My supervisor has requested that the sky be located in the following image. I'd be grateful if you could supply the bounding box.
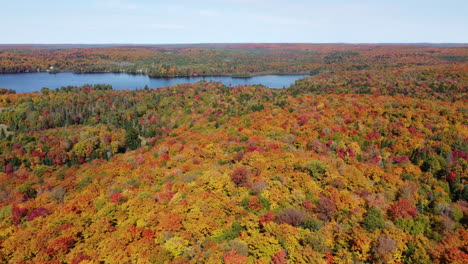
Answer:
[1,0,467,44]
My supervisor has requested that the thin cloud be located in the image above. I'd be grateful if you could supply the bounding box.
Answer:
[219,0,272,3]
[195,0,274,4]
[198,9,220,17]
[150,24,189,30]
[97,0,141,10]
[252,15,311,26]
[167,5,185,12]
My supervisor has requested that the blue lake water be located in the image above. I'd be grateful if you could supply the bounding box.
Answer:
[0,73,309,93]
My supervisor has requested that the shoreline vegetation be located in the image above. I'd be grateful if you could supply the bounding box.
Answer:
[0,73,311,94]
[0,70,313,78]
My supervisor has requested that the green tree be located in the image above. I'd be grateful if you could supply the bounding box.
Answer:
[363,206,385,232]
[125,127,141,150]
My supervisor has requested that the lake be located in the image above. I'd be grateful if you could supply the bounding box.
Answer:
[0,73,309,93]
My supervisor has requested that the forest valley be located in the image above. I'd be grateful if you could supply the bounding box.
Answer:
[0,44,466,263]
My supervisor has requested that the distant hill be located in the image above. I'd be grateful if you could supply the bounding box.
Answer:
[1,43,467,50]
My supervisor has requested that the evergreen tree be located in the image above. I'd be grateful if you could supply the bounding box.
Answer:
[125,127,141,150]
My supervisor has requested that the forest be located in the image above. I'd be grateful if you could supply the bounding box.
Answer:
[0,43,467,77]
[0,44,466,263]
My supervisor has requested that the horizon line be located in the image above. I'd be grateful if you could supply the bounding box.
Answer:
[1,42,468,45]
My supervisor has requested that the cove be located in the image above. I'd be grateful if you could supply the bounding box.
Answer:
[0,73,309,93]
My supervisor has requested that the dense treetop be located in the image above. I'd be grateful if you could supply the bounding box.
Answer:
[0,44,466,263]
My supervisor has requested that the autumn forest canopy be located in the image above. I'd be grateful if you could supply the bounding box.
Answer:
[1,43,467,78]
[0,43,467,263]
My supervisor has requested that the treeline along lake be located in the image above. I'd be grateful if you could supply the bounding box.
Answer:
[0,73,309,93]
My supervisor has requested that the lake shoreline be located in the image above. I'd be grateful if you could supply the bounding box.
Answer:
[0,70,312,79]
[0,72,310,93]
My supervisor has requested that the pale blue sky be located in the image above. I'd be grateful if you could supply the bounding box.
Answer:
[1,0,467,43]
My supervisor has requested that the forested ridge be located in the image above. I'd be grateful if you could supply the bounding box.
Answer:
[0,44,467,77]
[0,45,466,263]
